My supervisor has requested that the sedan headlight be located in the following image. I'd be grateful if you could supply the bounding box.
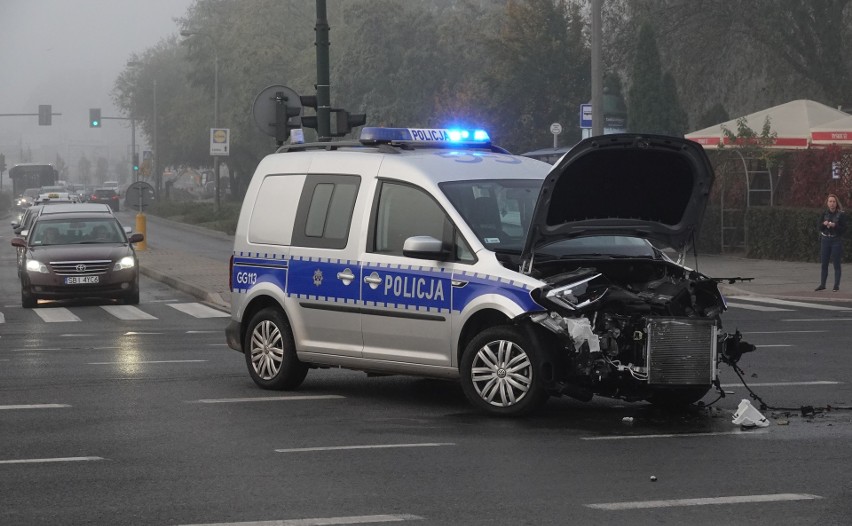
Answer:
[113,256,136,271]
[26,259,49,273]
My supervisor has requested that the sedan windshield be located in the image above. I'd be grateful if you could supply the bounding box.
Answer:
[29,218,125,246]
[441,179,541,253]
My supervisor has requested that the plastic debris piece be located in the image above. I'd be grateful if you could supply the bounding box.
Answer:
[732,399,770,428]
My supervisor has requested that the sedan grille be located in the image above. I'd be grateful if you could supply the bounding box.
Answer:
[50,260,111,276]
[645,318,716,385]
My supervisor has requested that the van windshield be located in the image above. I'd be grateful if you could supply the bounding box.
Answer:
[440,179,541,253]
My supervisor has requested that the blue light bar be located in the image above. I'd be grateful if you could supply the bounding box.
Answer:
[360,127,491,145]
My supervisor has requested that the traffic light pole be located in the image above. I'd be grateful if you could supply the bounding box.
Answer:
[315,0,331,141]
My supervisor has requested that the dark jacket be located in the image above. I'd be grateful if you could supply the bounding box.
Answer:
[819,209,847,238]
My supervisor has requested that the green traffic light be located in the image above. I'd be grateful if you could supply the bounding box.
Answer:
[92,120,99,126]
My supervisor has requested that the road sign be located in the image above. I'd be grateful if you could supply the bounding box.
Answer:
[126,181,155,211]
[210,128,230,156]
[580,104,592,129]
[550,122,563,135]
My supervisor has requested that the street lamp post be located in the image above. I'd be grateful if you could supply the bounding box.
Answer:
[181,29,220,211]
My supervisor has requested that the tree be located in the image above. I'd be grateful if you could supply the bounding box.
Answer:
[481,0,590,152]
[627,23,677,133]
[78,155,92,185]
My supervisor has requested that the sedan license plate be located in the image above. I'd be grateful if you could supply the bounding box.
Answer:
[65,276,99,285]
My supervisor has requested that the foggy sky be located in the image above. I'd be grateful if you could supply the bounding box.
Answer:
[0,0,195,175]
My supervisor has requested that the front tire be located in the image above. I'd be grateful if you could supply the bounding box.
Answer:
[244,307,308,390]
[21,286,36,308]
[460,326,548,416]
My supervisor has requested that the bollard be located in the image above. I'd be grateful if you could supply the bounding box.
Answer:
[135,212,148,251]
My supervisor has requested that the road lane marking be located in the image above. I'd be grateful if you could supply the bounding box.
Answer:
[101,305,157,320]
[275,443,455,453]
[783,317,852,322]
[168,302,230,318]
[178,514,424,526]
[197,395,345,403]
[186,330,220,334]
[726,302,791,312]
[586,493,822,510]
[0,404,70,410]
[720,380,840,387]
[582,430,769,441]
[0,456,104,465]
[728,296,852,311]
[88,359,207,365]
[33,308,81,322]
[124,332,163,335]
[743,330,827,334]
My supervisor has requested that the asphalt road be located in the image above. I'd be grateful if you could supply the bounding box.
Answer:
[2,218,852,525]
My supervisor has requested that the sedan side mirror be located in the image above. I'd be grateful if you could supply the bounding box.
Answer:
[10,237,26,248]
[128,233,144,244]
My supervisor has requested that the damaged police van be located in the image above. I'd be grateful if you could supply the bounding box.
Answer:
[226,129,755,416]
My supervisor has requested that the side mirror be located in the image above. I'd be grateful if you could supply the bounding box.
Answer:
[11,237,26,248]
[402,236,448,260]
[128,233,144,244]
[11,220,20,229]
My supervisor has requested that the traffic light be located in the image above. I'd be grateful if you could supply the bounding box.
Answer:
[275,91,302,145]
[330,109,367,137]
[89,108,101,128]
[38,105,52,126]
[299,95,318,130]
[132,153,139,172]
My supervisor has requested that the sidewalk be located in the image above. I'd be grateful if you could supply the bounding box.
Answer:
[134,227,852,311]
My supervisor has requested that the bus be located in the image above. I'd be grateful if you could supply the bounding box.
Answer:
[10,163,59,197]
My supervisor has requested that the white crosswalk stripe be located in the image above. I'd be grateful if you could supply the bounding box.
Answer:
[167,302,230,318]
[100,305,157,320]
[2,301,227,323]
[33,308,81,322]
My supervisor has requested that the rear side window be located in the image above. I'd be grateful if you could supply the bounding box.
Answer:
[247,174,306,246]
[292,175,360,249]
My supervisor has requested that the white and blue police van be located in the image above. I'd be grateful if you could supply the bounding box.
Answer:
[226,128,755,416]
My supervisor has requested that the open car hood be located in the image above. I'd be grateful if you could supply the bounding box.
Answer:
[521,134,714,263]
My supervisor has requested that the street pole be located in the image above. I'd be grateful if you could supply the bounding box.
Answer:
[153,79,159,200]
[131,117,136,183]
[213,51,220,212]
[591,0,604,137]
[315,0,331,141]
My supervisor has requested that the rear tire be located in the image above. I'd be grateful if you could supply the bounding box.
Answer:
[244,307,308,390]
[460,325,548,416]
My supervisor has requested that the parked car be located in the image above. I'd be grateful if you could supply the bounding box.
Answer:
[89,188,121,211]
[11,211,143,307]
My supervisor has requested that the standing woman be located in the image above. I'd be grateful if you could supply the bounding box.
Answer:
[816,194,847,291]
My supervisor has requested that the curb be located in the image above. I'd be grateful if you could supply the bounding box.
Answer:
[139,265,229,311]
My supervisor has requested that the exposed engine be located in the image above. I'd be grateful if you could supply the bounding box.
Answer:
[523,257,753,404]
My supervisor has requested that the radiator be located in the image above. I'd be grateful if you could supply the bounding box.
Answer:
[645,318,717,385]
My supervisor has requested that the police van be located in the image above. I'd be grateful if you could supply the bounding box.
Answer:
[226,128,755,416]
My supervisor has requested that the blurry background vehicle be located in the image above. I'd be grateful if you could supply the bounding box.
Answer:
[89,188,121,211]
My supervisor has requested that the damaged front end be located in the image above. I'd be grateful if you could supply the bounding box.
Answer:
[527,264,756,406]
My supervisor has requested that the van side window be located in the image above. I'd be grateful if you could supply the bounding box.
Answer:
[292,175,360,249]
[369,181,474,262]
